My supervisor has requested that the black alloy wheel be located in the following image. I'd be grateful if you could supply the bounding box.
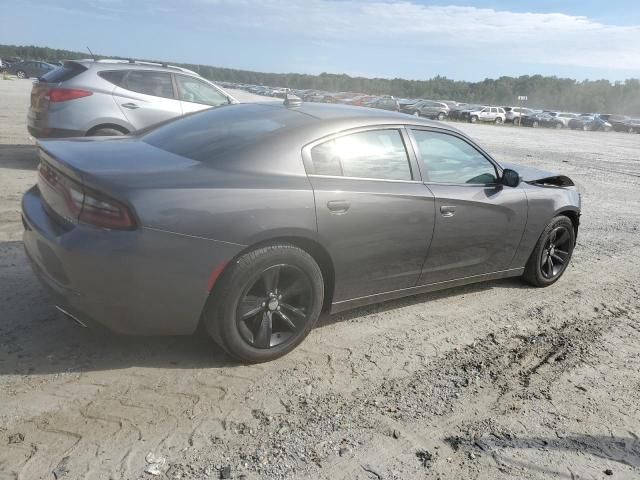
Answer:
[539,226,572,280]
[205,243,324,363]
[236,264,313,349]
[523,216,575,287]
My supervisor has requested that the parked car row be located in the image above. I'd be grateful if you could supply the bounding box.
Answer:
[213,82,640,133]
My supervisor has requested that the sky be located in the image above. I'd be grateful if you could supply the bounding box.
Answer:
[1,0,640,81]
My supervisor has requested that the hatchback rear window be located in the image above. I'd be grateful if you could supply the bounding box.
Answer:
[40,62,87,83]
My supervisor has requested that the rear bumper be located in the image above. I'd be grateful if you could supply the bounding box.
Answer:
[22,185,243,335]
[28,125,85,139]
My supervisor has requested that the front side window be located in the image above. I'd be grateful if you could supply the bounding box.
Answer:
[411,130,497,185]
[310,129,412,181]
[124,71,175,99]
[176,76,229,106]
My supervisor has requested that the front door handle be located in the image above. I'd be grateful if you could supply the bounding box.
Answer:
[440,205,456,217]
[327,200,350,213]
[121,102,140,109]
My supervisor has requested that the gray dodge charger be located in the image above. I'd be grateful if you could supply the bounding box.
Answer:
[22,101,581,362]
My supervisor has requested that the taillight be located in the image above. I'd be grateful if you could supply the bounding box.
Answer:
[38,162,136,230]
[79,189,137,230]
[47,88,93,102]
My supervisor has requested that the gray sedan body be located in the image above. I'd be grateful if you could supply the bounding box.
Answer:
[22,103,580,337]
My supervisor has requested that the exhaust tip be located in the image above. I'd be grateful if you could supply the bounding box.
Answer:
[55,305,87,328]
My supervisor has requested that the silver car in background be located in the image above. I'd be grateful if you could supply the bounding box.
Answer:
[28,59,237,138]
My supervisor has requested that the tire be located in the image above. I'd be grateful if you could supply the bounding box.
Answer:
[470,116,478,123]
[582,124,589,131]
[88,127,127,136]
[16,70,26,79]
[532,121,539,128]
[204,243,324,363]
[523,216,575,288]
[437,112,445,121]
[513,118,520,126]
[555,122,563,129]
[495,117,503,125]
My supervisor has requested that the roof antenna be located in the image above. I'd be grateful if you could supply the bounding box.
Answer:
[86,46,97,61]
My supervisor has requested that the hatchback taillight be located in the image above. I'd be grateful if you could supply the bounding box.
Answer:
[47,88,93,102]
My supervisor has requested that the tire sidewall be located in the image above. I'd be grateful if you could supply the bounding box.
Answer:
[527,216,575,287]
[209,245,324,363]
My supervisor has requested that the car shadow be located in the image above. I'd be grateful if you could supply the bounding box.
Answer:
[318,276,529,327]
[0,144,38,170]
[449,433,640,476]
[0,238,531,376]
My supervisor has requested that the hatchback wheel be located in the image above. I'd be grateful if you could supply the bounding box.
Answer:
[16,70,26,79]
[205,243,324,363]
[523,216,575,287]
[437,112,445,121]
[89,127,127,136]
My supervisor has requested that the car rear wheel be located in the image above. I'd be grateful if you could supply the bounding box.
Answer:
[16,70,26,79]
[523,216,575,287]
[437,112,445,121]
[204,243,324,363]
[513,118,520,126]
[495,117,503,125]
[532,120,539,128]
[555,122,563,129]
[88,127,127,136]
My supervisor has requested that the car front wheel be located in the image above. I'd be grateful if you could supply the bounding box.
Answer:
[470,116,478,123]
[204,243,324,363]
[437,112,445,121]
[523,216,575,287]
[495,117,503,124]
[16,70,26,79]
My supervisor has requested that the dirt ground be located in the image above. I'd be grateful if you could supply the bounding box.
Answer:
[1,79,639,480]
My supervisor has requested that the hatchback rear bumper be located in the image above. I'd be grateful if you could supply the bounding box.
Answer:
[22,185,243,335]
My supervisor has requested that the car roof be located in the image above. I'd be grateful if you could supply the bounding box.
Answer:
[284,102,461,132]
[67,58,199,76]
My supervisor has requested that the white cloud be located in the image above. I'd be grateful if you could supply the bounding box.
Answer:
[190,0,640,71]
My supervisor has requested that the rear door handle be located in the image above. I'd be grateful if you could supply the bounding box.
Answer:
[327,200,350,213]
[121,102,140,109]
[440,205,456,217]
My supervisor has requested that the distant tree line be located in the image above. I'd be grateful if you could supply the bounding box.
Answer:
[2,43,640,115]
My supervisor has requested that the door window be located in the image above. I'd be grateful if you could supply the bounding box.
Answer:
[176,76,229,107]
[124,71,175,99]
[310,129,412,181]
[411,130,497,184]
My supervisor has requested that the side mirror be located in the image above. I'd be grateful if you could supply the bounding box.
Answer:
[501,168,520,188]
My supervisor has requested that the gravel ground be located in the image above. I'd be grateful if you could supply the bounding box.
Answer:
[1,78,639,480]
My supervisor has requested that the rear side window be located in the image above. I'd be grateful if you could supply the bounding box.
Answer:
[99,70,127,87]
[124,71,175,99]
[40,63,87,83]
[310,129,412,181]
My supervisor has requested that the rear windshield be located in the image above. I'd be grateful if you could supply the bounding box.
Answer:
[142,104,311,162]
[40,62,87,83]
